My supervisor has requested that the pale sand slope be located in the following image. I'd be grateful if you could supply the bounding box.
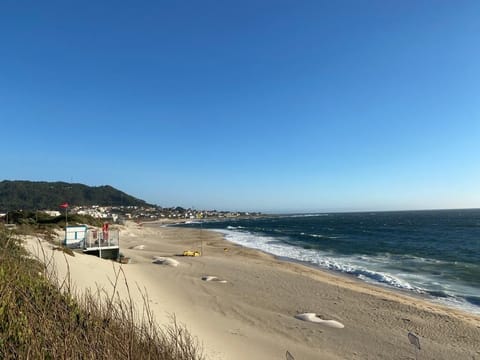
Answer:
[25,222,480,360]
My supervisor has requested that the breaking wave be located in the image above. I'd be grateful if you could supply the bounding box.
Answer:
[212,228,480,314]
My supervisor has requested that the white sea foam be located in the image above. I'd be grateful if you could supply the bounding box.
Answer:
[285,213,329,218]
[213,229,419,291]
[227,225,245,230]
[212,228,480,314]
[300,232,338,239]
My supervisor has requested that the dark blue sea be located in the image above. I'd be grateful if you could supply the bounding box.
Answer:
[176,209,480,314]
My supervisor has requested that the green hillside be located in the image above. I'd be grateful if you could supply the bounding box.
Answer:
[0,180,153,211]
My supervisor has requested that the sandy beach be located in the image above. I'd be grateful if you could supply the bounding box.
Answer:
[25,221,480,360]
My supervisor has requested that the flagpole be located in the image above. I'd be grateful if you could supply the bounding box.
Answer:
[64,206,68,247]
[60,203,69,246]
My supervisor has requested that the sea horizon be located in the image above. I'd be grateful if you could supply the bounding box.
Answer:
[262,207,480,216]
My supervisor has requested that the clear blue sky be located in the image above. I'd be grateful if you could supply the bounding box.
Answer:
[1,1,479,213]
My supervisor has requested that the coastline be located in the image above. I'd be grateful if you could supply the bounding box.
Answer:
[176,213,480,317]
[164,217,480,317]
[25,221,480,359]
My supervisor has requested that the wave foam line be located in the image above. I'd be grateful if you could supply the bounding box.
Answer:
[214,229,419,292]
[210,229,480,315]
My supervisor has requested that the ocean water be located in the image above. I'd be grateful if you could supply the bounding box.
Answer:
[176,209,480,314]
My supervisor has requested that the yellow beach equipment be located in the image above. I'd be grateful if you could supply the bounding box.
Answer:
[183,250,201,257]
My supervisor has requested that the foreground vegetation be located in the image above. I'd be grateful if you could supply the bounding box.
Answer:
[0,228,203,359]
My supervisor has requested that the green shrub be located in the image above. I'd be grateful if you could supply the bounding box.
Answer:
[0,230,203,359]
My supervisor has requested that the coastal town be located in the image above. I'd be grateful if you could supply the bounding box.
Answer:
[0,204,261,225]
[72,205,261,223]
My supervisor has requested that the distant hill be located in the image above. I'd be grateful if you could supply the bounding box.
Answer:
[0,180,153,211]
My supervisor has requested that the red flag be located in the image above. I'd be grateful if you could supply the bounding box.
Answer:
[59,202,69,208]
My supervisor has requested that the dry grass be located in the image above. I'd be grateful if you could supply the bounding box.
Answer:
[0,230,204,359]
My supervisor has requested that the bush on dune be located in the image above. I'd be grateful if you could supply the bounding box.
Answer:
[0,230,203,359]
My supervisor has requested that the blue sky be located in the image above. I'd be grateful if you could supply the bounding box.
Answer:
[1,1,479,213]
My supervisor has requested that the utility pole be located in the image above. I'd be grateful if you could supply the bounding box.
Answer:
[200,220,204,256]
[64,206,68,246]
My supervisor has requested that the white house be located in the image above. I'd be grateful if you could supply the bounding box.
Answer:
[43,210,61,217]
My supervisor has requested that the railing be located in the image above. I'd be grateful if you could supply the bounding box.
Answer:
[84,229,119,249]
